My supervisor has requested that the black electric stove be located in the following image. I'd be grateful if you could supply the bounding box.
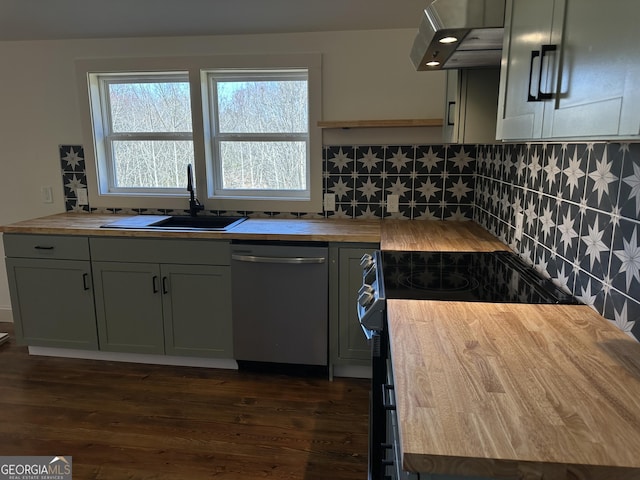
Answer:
[381,250,579,304]
[359,249,580,480]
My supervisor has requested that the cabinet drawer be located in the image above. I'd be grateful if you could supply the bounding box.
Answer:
[3,234,90,260]
[89,237,230,265]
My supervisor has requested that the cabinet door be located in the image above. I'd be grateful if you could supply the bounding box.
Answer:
[542,0,640,138]
[332,247,373,364]
[92,261,165,354]
[497,0,555,140]
[161,264,232,358]
[5,258,98,349]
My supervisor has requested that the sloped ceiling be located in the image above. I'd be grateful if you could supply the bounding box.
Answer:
[0,0,426,41]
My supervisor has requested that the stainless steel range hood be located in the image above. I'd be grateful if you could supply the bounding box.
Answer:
[410,0,505,70]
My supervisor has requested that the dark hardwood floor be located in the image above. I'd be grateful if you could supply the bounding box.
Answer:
[0,323,369,479]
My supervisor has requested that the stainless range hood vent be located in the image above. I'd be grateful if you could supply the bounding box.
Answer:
[410,0,505,70]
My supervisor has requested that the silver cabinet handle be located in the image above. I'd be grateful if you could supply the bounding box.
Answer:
[231,254,325,264]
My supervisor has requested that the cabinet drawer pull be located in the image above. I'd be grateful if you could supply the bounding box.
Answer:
[527,49,541,102]
[82,273,90,291]
[34,245,54,250]
[152,275,159,293]
[527,44,557,102]
[537,44,557,101]
[162,276,169,295]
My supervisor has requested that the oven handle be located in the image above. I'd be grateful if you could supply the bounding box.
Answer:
[232,254,325,264]
[382,384,396,411]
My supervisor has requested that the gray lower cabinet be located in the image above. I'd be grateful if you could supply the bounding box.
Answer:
[90,237,232,357]
[329,244,377,366]
[92,261,165,354]
[3,234,98,349]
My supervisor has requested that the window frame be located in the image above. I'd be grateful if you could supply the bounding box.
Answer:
[205,69,310,201]
[76,54,323,212]
[96,72,194,195]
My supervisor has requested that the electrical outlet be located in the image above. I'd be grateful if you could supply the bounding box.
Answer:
[514,212,524,241]
[387,194,399,213]
[40,186,53,204]
[323,193,336,211]
[77,188,89,206]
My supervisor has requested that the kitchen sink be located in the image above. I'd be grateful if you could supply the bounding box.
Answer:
[101,215,248,231]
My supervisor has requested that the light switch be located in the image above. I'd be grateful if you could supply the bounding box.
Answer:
[324,193,336,211]
[40,186,53,204]
[514,212,524,241]
[387,194,399,213]
[77,188,89,206]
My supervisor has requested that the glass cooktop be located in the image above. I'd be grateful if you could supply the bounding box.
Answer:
[381,250,579,304]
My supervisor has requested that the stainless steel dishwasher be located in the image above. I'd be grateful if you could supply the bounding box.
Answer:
[230,241,328,366]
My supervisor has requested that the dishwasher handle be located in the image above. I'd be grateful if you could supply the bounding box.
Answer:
[231,254,325,265]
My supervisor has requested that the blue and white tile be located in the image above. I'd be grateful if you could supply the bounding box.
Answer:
[512,144,528,188]
[356,146,385,174]
[501,143,517,183]
[522,190,540,238]
[574,271,605,315]
[526,143,544,191]
[578,209,613,281]
[412,204,442,221]
[385,146,414,174]
[354,175,384,204]
[60,145,85,172]
[443,205,474,221]
[618,143,640,220]
[540,143,563,196]
[443,175,474,204]
[584,142,622,212]
[412,175,444,204]
[325,146,355,174]
[476,144,492,177]
[355,203,384,219]
[555,201,582,261]
[537,196,558,250]
[549,254,576,295]
[446,144,476,175]
[385,175,413,203]
[326,175,354,203]
[610,218,640,297]
[561,143,588,203]
[603,289,639,338]
[414,145,445,175]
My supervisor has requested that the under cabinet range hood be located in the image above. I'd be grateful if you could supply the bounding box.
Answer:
[410,0,505,70]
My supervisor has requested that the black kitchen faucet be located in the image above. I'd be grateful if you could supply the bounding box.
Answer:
[187,164,204,217]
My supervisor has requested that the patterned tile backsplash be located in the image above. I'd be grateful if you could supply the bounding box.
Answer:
[475,142,640,339]
[59,142,640,339]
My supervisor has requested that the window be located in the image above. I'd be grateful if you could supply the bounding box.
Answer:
[77,55,322,212]
[93,73,194,194]
[206,70,310,200]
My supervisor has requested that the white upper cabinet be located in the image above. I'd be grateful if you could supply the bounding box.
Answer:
[497,0,640,141]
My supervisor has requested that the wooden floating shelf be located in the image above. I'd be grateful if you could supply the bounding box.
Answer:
[317,118,443,129]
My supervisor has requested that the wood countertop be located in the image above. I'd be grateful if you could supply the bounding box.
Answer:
[387,300,640,479]
[381,220,509,252]
[0,213,381,243]
[0,213,508,249]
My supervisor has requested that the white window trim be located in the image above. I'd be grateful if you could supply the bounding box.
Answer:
[76,54,322,212]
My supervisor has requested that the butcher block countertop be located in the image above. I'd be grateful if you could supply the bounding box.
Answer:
[381,219,509,252]
[388,300,640,480]
[0,212,381,243]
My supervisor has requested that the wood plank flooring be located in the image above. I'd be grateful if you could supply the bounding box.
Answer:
[0,323,370,480]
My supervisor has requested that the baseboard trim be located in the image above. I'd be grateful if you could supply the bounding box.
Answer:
[28,346,239,370]
[0,307,13,322]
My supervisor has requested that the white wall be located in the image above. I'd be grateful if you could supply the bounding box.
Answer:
[0,28,445,313]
